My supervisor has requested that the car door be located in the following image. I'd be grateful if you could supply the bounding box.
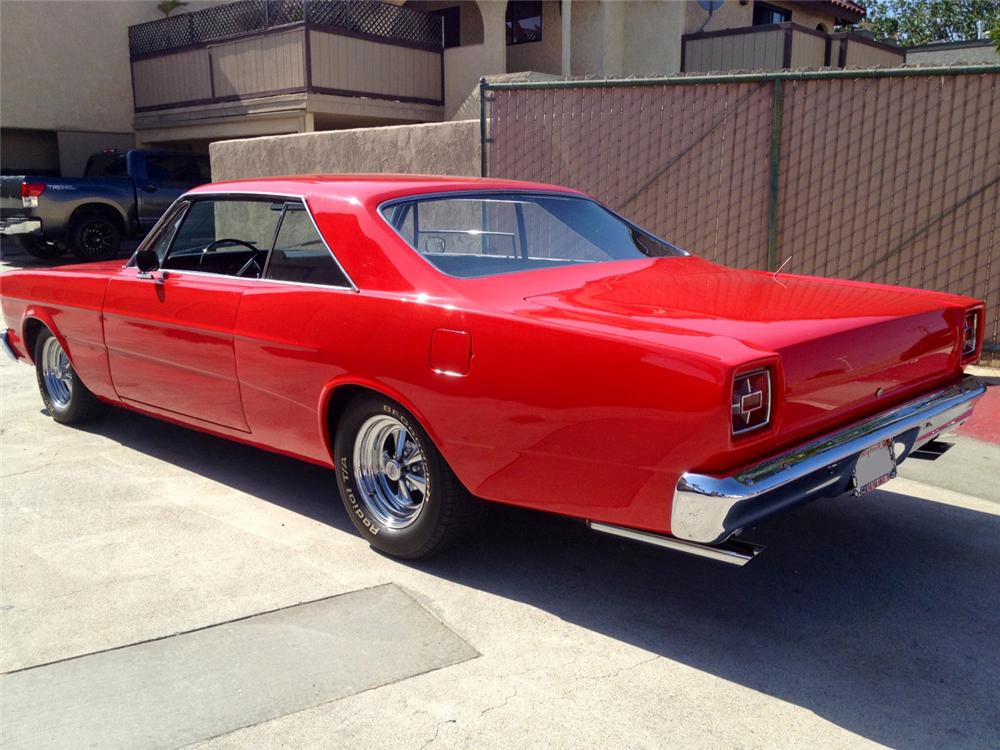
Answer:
[234,200,357,462]
[104,196,281,431]
[135,153,209,233]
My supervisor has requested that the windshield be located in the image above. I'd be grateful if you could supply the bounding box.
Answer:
[381,193,684,278]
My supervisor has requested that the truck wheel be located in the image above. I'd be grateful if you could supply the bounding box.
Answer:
[334,394,483,559]
[34,328,110,424]
[17,236,66,259]
[69,214,120,261]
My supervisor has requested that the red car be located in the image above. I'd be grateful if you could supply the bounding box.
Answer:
[0,176,987,565]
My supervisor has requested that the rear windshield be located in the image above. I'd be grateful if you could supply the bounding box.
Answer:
[381,193,683,278]
[84,153,127,178]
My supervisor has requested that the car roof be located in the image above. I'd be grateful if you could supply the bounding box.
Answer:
[187,174,587,204]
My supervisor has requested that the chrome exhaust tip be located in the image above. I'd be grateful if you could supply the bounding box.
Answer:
[588,521,764,566]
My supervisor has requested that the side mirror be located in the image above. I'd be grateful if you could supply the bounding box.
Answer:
[135,248,160,274]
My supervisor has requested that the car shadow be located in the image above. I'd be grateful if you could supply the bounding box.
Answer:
[76,407,354,534]
[80,406,1000,749]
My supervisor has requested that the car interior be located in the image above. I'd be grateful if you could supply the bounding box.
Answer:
[153,198,349,287]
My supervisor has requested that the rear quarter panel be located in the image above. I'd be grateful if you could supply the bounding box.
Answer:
[0,266,117,400]
[233,281,734,533]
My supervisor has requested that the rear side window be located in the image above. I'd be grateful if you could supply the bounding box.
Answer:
[265,204,350,288]
[383,193,682,278]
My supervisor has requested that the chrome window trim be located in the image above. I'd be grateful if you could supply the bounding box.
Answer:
[376,189,688,281]
[127,190,358,292]
[121,266,359,294]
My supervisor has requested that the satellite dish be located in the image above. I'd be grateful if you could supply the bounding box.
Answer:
[697,0,724,32]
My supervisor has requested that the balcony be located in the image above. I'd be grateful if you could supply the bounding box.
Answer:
[129,0,444,143]
[681,23,905,74]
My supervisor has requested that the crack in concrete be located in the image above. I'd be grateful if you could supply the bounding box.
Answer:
[417,717,456,750]
[479,687,518,717]
[559,655,659,698]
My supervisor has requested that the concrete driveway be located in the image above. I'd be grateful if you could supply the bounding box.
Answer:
[2,246,999,749]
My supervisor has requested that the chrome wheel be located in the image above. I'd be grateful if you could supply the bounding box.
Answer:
[41,336,73,409]
[353,414,428,529]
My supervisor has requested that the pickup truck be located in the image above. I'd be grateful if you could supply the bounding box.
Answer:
[0,149,210,261]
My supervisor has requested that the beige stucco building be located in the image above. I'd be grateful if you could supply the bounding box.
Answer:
[0,1,225,176]
[4,0,890,175]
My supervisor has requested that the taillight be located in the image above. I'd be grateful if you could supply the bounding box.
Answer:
[732,368,771,436]
[962,309,980,360]
[21,182,45,208]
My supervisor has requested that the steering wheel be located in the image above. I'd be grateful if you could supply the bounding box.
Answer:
[199,238,262,277]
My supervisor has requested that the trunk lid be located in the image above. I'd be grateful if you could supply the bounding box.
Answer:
[523,257,973,448]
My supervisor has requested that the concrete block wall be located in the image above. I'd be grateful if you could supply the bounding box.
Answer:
[209,120,480,182]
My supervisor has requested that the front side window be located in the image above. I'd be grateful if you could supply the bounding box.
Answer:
[506,0,542,44]
[383,193,682,279]
[147,203,187,262]
[265,204,350,287]
[161,199,281,277]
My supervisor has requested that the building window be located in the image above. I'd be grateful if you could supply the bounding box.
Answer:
[429,6,461,49]
[752,2,791,25]
[506,0,542,45]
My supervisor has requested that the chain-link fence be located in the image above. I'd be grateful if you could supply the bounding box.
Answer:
[482,67,1000,366]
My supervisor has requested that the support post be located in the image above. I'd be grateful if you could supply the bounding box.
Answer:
[561,0,572,76]
[479,77,488,177]
[767,79,784,272]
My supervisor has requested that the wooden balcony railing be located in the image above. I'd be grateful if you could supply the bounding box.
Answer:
[129,0,444,112]
[681,23,905,73]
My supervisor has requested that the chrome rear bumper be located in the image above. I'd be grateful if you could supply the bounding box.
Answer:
[0,217,41,236]
[671,375,986,545]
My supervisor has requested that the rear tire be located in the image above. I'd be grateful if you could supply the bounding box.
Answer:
[17,236,65,259]
[334,394,482,559]
[69,213,121,261]
[34,329,110,424]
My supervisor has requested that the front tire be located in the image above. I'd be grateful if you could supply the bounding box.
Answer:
[334,394,482,559]
[18,236,66,259]
[34,329,110,424]
[69,213,121,261]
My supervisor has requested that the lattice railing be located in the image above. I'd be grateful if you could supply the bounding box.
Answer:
[128,0,441,58]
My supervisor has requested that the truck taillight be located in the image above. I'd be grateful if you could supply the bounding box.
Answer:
[21,182,45,208]
[962,309,981,361]
[732,368,771,436]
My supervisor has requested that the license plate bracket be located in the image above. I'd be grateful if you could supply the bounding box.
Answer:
[853,438,897,496]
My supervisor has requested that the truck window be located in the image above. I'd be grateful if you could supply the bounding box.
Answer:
[195,156,211,181]
[84,153,127,178]
[146,154,202,183]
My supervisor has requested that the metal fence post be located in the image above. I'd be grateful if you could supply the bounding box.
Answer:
[479,77,488,177]
[767,78,784,272]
